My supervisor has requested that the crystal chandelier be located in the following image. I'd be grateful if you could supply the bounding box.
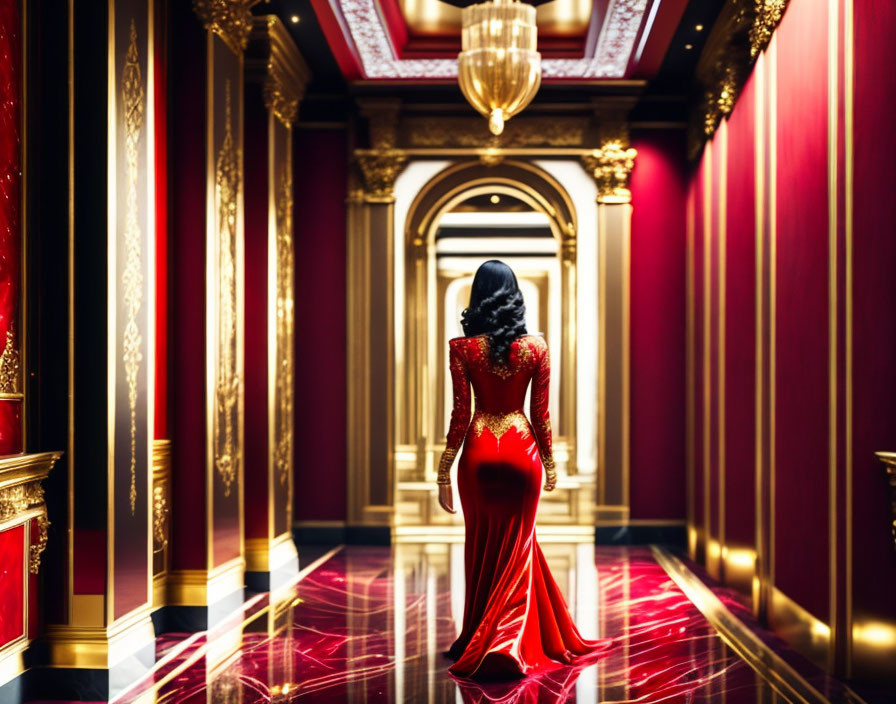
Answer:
[457,0,541,136]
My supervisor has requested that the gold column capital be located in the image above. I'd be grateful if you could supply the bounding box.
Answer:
[356,149,408,203]
[582,142,638,204]
[192,0,260,54]
[247,16,310,128]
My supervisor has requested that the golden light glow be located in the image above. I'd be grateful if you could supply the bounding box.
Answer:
[290,15,299,23]
[853,621,896,648]
[490,194,500,204]
[457,0,541,135]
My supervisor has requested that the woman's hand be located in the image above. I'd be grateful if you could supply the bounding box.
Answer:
[438,483,456,514]
[543,475,557,492]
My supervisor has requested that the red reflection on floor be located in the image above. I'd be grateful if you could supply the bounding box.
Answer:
[91,545,857,703]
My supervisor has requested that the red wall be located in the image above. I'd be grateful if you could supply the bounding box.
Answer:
[293,129,348,522]
[629,130,687,522]
[851,0,896,684]
[687,0,896,682]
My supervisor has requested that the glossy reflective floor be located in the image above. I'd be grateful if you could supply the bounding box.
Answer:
[102,544,863,703]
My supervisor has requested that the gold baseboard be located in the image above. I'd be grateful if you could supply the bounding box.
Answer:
[44,605,155,669]
[167,558,245,607]
[245,533,297,572]
[768,586,830,670]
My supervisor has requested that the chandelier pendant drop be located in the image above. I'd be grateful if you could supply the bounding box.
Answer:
[457,0,542,136]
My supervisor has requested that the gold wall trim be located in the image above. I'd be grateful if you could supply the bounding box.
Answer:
[44,605,155,669]
[652,546,839,704]
[0,640,28,689]
[167,557,245,606]
[245,533,296,573]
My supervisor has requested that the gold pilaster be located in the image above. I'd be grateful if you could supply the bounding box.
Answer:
[583,140,635,523]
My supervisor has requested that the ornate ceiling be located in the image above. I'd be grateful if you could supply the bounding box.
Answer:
[307,0,690,81]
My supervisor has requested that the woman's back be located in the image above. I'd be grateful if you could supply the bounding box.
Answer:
[450,333,545,413]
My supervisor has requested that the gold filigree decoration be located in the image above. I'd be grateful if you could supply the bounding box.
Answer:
[703,63,740,137]
[0,481,44,520]
[214,80,242,496]
[0,324,20,393]
[29,513,49,574]
[152,483,168,553]
[582,142,638,203]
[122,19,145,516]
[264,84,298,128]
[472,410,531,441]
[437,447,457,485]
[750,0,788,57]
[355,149,408,202]
[273,153,294,492]
[193,0,260,54]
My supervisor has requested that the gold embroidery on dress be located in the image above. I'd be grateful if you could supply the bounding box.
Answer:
[474,335,539,379]
[472,410,531,440]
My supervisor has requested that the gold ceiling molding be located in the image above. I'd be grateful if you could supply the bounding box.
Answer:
[355,149,408,202]
[247,16,310,128]
[403,115,591,149]
[876,452,896,554]
[582,141,637,204]
[688,0,790,159]
[193,0,261,54]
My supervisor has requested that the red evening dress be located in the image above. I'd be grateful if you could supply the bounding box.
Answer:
[440,334,612,679]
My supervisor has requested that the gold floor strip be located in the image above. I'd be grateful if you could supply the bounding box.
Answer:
[650,546,865,704]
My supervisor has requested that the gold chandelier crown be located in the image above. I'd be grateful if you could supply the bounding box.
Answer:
[458,0,542,135]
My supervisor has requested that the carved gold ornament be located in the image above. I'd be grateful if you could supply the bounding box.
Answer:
[274,155,294,492]
[152,483,169,553]
[0,324,20,394]
[457,0,541,135]
[214,81,242,496]
[193,0,260,54]
[750,0,788,57]
[122,19,145,516]
[356,149,408,202]
[0,481,44,520]
[29,513,49,574]
[582,142,638,203]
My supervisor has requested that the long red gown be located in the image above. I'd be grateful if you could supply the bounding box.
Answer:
[441,334,612,678]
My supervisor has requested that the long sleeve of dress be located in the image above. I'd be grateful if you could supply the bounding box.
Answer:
[438,339,472,484]
[529,340,556,485]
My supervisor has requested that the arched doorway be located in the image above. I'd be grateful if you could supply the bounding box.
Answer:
[393,160,595,537]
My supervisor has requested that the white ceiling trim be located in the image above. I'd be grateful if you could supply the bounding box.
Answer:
[335,0,650,79]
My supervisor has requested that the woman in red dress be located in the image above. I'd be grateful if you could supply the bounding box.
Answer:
[438,260,612,679]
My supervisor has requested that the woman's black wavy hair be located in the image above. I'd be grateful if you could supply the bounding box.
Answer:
[461,260,527,365]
